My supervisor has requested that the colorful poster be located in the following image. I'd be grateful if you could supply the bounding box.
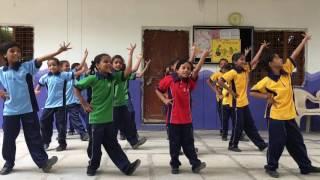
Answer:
[211,39,241,63]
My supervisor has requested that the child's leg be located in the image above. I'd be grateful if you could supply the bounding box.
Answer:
[40,108,55,146]
[113,106,139,146]
[21,112,49,168]
[54,107,67,147]
[242,106,266,148]
[2,115,21,169]
[88,124,104,171]
[217,100,223,134]
[265,119,286,171]
[285,120,313,171]
[102,123,131,172]
[168,124,182,169]
[180,124,202,169]
[222,106,231,138]
[68,117,75,133]
[79,105,89,132]
[229,107,244,148]
[67,104,87,137]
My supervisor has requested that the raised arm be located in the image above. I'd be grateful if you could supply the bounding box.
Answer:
[244,47,252,57]
[191,49,210,79]
[74,63,88,77]
[188,44,196,62]
[132,54,143,73]
[124,43,136,78]
[136,59,151,78]
[77,48,88,70]
[290,34,311,62]
[35,42,71,63]
[251,41,269,70]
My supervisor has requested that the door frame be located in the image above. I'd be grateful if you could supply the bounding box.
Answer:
[141,26,192,124]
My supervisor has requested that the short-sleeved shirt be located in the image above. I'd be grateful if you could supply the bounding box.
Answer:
[209,71,223,101]
[0,59,41,115]
[74,71,123,124]
[113,72,136,107]
[157,73,197,125]
[251,58,297,120]
[222,64,250,108]
[39,71,74,108]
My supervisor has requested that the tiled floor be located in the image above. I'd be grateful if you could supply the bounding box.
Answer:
[0,130,320,180]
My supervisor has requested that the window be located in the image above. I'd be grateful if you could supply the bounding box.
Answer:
[251,30,305,86]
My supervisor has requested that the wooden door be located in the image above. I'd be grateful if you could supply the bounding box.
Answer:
[143,29,189,123]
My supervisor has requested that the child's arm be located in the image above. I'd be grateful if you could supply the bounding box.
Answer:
[250,41,269,70]
[124,43,136,78]
[244,47,252,57]
[74,63,88,77]
[77,49,88,70]
[155,89,173,105]
[290,34,311,62]
[35,42,71,63]
[217,79,236,98]
[250,91,275,105]
[191,49,211,79]
[207,79,222,96]
[188,44,196,62]
[74,88,93,112]
[132,54,143,73]
[136,59,151,78]
[34,84,42,96]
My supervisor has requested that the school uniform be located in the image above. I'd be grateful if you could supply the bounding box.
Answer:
[221,64,266,150]
[38,71,74,147]
[65,72,88,138]
[209,71,224,132]
[75,72,132,173]
[0,60,49,169]
[113,72,139,146]
[221,84,235,138]
[157,73,202,170]
[251,59,313,172]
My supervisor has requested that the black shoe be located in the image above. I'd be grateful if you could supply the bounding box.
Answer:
[228,146,242,152]
[68,131,75,136]
[171,167,179,174]
[192,162,206,173]
[81,133,89,141]
[120,134,126,140]
[0,166,13,175]
[42,156,58,173]
[44,144,49,150]
[56,145,67,152]
[301,166,320,174]
[222,136,228,141]
[87,168,97,176]
[132,137,147,149]
[259,143,268,151]
[265,169,279,178]
[125,159,141,175]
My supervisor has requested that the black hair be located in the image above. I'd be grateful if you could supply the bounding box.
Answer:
[231,52,244,64]
[71,63,80,70]
[111,55,125,71]
[48,58,60,65]
[89,53,110,75]
[0,41,21,67]
[260,49,278,73]
[219,58,228,64]
[175,60,194,71]
[59,60,69,66]
[221,63,232,72]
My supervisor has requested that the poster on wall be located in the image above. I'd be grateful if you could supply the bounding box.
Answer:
[193,26,253,64]
[211,39,241,63]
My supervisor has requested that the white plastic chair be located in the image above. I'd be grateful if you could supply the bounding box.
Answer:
[294,88,320,132]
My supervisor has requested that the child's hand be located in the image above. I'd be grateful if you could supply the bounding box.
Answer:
[0,90,8,100]
[266,93,276,105]
[81,102,93,113]
[244,47,252,56]
[201,48,211,58]
[84,48,88,58]
[230,91,238,99]
[163,98,173,105]
[218,94,223,100]
[302,33,311,41]
[145,59,151,66]
[34,89,41,96]
[191,43,196,53]
[260,40,270,49]
[127,43,136,55]
[57,42,72,53]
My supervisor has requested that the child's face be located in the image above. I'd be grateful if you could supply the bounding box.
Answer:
[47,60,60,74]
[112,58,124,71]
[97,55,113,74]
[219,60,228,68]
[5,46,21,65]
[176,62,192,78]
[269,54,284,69]
[234,55,246,67]
[60,62,70,72]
